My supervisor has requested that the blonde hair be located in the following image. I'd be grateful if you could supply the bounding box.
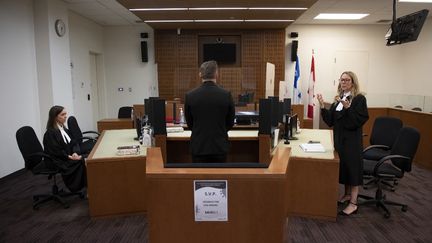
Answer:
[334,71,361,102]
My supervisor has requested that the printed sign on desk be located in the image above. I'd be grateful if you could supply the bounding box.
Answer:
[194,180,228,221]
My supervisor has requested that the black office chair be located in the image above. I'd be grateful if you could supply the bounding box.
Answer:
[412,107,422,111]
[16,126,84,210]
[67,116,99,157]
[359,126,420,218]
[118,106,133,119]
[363,117,403,190]
[394,105,403,109]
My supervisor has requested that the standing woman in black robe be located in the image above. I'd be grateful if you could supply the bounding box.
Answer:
[317,71,369,216]
[43,105,87,193]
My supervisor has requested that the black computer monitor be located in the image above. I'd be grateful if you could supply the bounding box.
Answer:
[235,111,259,125]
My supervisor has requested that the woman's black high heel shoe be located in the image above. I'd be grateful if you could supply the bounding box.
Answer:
[337,195,351,206]
[338,202,358,216]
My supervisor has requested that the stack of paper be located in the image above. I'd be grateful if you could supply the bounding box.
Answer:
[117,145,140,156]
[167,126,184,133]
[299,143,325,153]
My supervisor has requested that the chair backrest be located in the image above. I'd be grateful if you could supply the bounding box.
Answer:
[67,116,82,143]
[390,126,420,173]
[412,107,422,111]
[370,116,403,148]
[16,126,44,170]
[118,106,133,119]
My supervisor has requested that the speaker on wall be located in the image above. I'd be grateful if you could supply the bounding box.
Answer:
[141,41,148,62]
[291,40,298,62]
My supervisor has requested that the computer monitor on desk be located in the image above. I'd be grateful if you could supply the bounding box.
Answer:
[235,111,259,125]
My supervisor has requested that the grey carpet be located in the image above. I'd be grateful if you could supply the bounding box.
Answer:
[1,164,432,242]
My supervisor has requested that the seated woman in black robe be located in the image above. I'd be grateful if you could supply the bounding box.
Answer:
[43,105,87,193]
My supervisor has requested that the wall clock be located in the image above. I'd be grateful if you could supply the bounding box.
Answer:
[55,19,66,37]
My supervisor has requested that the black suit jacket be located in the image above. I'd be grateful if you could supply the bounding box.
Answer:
[185,81,235,156]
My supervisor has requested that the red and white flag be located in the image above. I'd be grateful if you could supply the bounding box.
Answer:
[307,54,315,118]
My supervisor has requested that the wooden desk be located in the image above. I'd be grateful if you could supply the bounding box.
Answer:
[146,146,290,243]
[280,129,339,220]
[86,129,338,221]
[86,130,147,217]
[161,128,339,220]
[160,130,270,164]
[97,118,133,133]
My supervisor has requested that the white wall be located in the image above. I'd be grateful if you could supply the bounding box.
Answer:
[103,26,159,118]
[400,18,432,97]
[34,0,74,127]
[285,21,432,127]
[0,0,41,177]
[68,11,104,131]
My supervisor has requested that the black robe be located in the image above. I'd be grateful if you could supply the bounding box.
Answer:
[321,94,369,186]
[43,127,87,192]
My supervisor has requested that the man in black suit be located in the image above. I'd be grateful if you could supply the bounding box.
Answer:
[185,60,235,163]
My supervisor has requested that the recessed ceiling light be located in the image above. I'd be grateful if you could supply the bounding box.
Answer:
[249,7,307,10]
[144,20,193,23]
[314,13,369,20]
[189,7,248,10]
[245,19,295,22]
[130,8,188,11]
[399,0,432,2]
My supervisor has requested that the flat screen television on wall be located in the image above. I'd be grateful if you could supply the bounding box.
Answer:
[203,43,236,64]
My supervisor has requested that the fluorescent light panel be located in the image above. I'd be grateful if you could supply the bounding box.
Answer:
[144,20,193,23]
[189,7,247,10]
[245,19,294,22]
[130,7,308,11]
[249,7,307,10]
[130,8,187,11]
[314,13,369,20]
[194,19,244,22]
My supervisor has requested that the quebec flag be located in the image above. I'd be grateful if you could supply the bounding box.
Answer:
[293,56,302,104]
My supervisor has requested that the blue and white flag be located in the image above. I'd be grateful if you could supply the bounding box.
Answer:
[293,56,302,104]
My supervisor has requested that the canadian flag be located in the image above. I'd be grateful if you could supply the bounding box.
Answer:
[307,54,315,118]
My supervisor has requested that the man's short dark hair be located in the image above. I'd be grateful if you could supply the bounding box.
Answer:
[199,60,218,80]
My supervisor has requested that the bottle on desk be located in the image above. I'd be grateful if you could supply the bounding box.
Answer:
[179,107,185,124]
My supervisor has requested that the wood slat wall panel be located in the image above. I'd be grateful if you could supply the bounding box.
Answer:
[155,29,285,102]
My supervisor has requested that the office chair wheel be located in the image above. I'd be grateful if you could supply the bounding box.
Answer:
[63,204,70,209]
[384,212,390,218]
[394,180,398,185]
[401,205,408,212]
[390,187,396,192]
[79,192,85,199]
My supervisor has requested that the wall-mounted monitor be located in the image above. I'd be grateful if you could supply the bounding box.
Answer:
[198,35,241,67]
[203,43,236,64]
[386,9,429,46]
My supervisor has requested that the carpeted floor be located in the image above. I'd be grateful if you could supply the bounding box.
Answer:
[1,163,432,242]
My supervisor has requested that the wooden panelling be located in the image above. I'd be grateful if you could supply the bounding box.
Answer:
[155,29,285,102]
